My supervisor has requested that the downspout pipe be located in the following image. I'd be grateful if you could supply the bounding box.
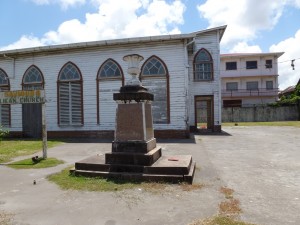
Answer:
[3,54,15,79]
[184,38,195,134]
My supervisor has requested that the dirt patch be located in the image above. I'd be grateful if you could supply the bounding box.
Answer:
[0,210,13,225]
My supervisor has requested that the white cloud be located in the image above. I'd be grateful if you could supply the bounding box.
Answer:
[1,0,185,50]
[289,0,300,8]
[197,0,286,51]
[196,0,300,89]
[270,29,300,89]
[30,0,86,9]
[230,42,262,53]
[1,35,44,51]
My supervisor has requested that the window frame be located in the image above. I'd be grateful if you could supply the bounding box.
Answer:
[225,62,237,70]
[140,55,170,124]
[265,59,273,69]
[96,59,124,124]
[226,82,238,91]
[0,68,11,127]
[97,58,124,81]
[22,65,44,90]
[246,81,259,90]
[266,81,274,90]
[141,56,167,77]
[57,62,84,126]
[193,48,214,81]
[246,61,258,70]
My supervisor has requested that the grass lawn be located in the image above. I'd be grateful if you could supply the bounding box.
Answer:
[48,167,203,192]
[0,139,65,163]
[7,157,64,169]
[222,121,300,127]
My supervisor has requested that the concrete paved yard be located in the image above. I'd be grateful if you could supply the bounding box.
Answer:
[0,126,299,225]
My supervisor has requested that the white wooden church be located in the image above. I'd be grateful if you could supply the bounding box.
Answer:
[0,25,226,138]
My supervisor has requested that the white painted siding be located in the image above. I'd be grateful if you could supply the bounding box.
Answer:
[0,41,188,132]
[187,30,222,126]
[99,81,121,129]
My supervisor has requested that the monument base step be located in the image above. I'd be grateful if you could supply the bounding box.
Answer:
[73,154,196,184]
[72,162,195,184]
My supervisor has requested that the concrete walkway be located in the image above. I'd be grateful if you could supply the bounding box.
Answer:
[0,126,299,225]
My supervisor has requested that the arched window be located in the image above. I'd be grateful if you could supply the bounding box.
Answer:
[97,59,124,124]
[0,69,10,126]
[58,62,83,125]
[22,65,44,90]
[194,48,213,81]
[98,59,122,79]
[141,56,169,124]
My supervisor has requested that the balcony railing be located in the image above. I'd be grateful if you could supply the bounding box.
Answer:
[222,88,279,97]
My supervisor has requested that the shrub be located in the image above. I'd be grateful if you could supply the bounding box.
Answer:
[0,125,9,143]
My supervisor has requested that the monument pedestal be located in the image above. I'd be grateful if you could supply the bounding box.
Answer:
[73,55,195,183]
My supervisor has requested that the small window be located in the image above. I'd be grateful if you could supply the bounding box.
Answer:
[246,61,257,69]
[22,65,44,90]
[193,49,213,81]
[142,57,166,76]
[246,81,258,90]
[226,62,237,70]
[265,60,272,68]
[226,82,238,91]
[266,81,273,90]
[0,69,9,86]
[98,59,122,79]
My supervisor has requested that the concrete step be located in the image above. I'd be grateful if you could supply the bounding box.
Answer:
[73,170,189,183]
[112,138,156,153]
[75,154,109,172]
[105,147,161,166]
[73,155,196,183]
[144,155,193,175]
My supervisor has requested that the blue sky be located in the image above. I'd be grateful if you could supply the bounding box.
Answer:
[0,0,300,89]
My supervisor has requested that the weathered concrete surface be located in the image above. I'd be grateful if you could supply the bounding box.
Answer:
[0,126,300,225]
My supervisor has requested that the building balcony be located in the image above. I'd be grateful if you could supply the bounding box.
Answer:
[222,88,279,98]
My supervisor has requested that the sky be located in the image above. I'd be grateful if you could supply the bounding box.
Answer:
[0,0,300,89]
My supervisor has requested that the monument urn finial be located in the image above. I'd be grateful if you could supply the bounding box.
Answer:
[123,54,144,86]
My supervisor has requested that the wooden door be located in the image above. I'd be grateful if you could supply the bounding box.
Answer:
[22,104,42,138]
[195,96,213,131]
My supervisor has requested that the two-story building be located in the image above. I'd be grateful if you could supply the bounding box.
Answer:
[0,25,226,138]
[220,52,284,107]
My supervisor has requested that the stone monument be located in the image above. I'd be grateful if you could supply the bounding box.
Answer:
[73,54,196,183]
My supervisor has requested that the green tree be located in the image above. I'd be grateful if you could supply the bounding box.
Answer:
[273,83,300,106]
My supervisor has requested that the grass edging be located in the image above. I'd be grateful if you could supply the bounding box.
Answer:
[0,139,65,163]
[188,215,257,225]
[222,121,300,127]
[7,157,64,169]
[47,166,204,192]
